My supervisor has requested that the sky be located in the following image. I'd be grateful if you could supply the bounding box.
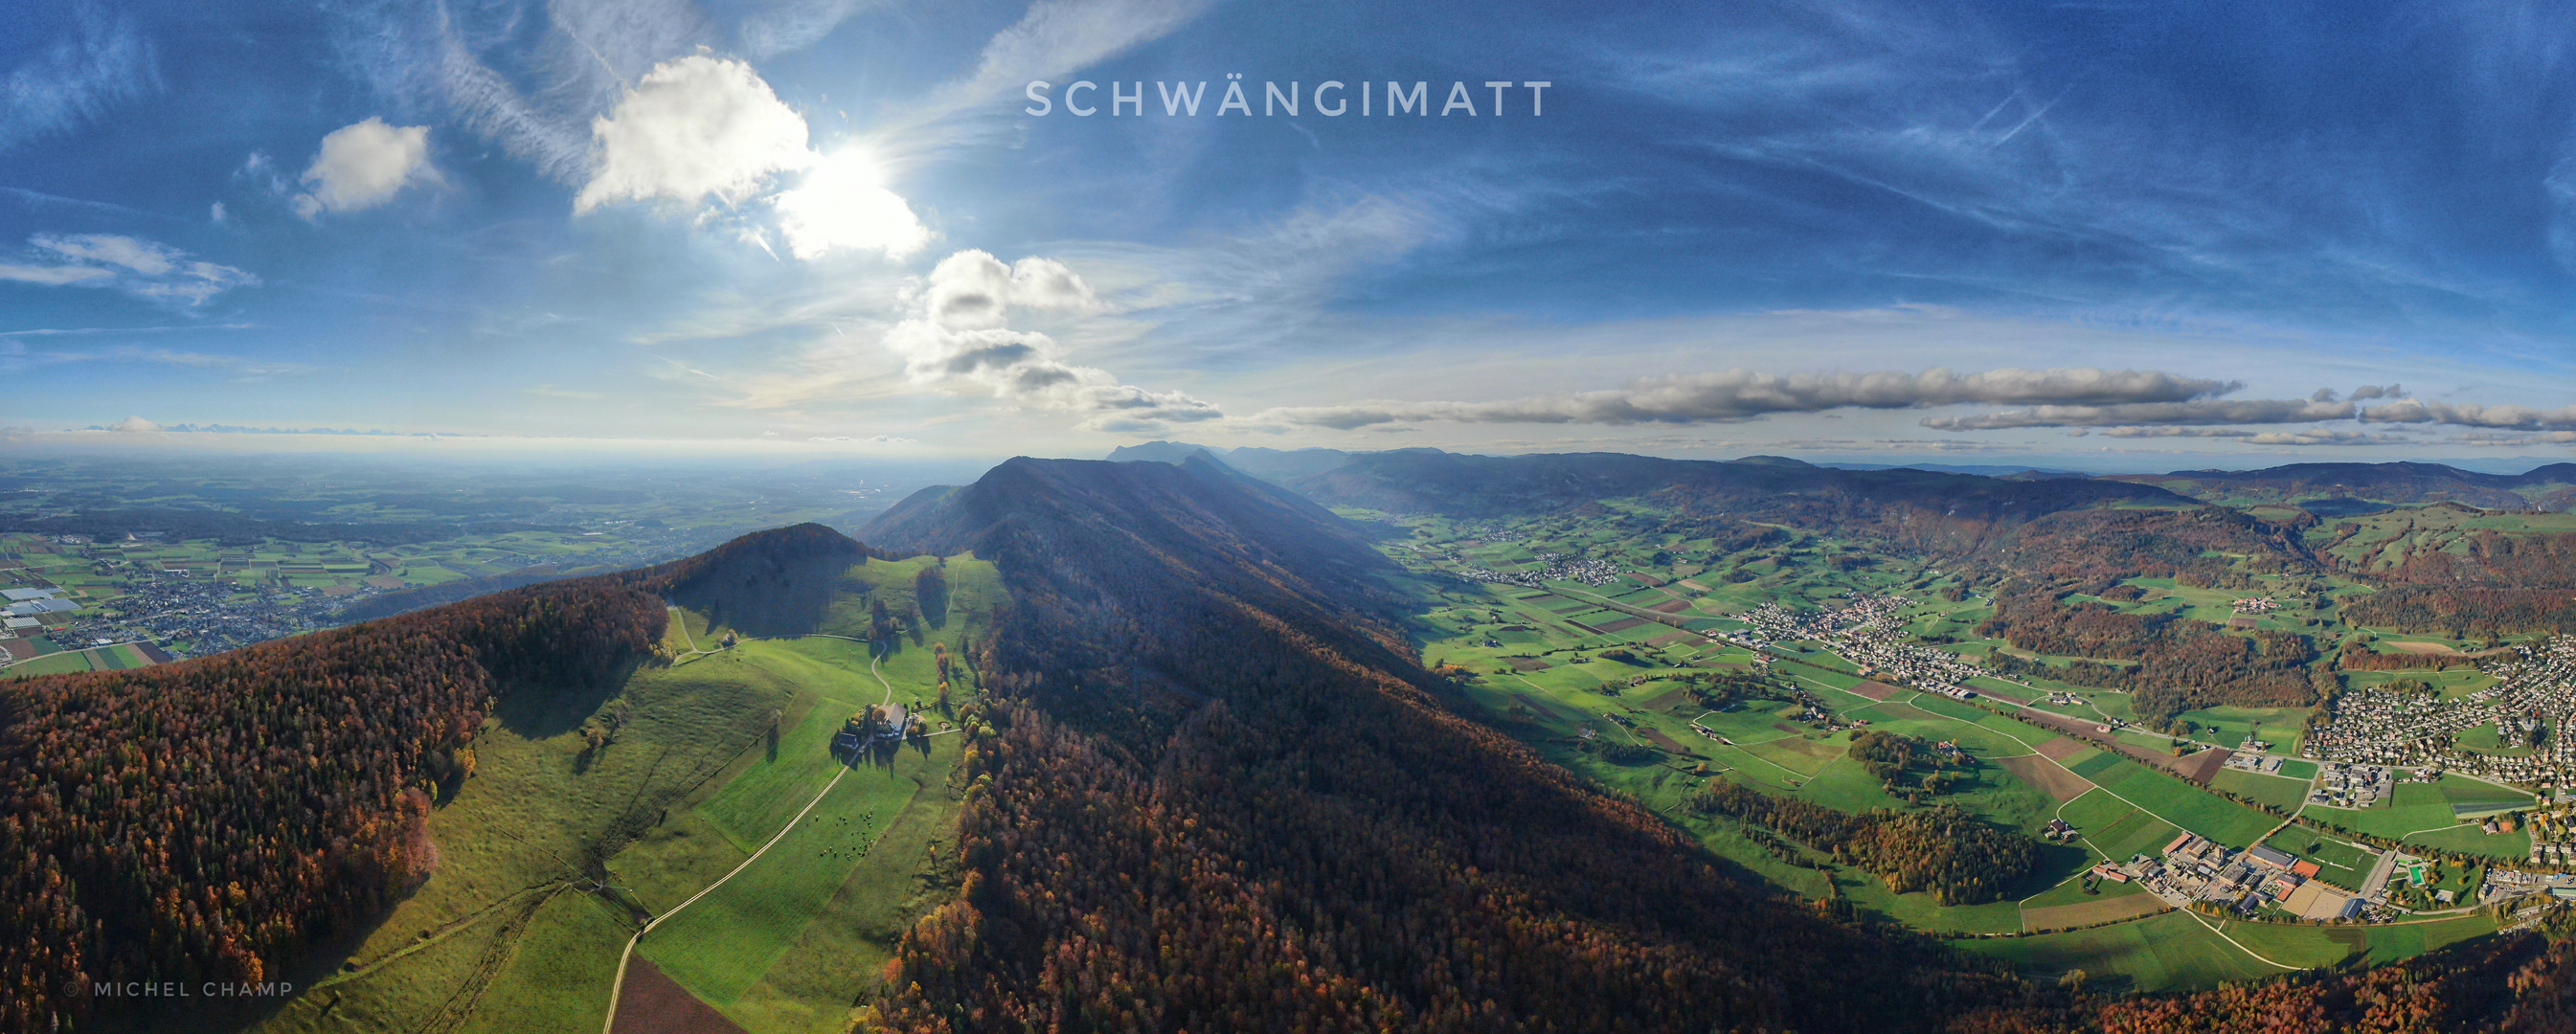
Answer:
[7,0,2576,471]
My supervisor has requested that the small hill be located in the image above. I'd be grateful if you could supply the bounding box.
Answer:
[1099,439,1222,464]
[658,521,873,638]
[1101,440,1358,482]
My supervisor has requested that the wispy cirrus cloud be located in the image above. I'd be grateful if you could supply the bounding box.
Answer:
[0,4,158,153]
[0,341,313,380]
[2,235,257,306]
[888,0,1209,133]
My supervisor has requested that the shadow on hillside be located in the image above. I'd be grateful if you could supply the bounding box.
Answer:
[668,554,860,639]
[490,654,644,740]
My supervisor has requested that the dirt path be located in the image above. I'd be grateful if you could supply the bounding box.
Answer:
[2188,912,2303,971]
[601,762,849,1033]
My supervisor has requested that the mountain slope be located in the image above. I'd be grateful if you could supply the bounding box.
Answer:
[860,456,2022,1032]
[0,523,891,1034]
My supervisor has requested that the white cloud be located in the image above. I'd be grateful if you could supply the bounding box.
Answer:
[294,118,437,217]
[34,232,180,274]
[575,55,811,213]
[0,262,113,286]
[2359,398,2576,431]
[874,249,1218,429]
[2235,429,2414,446]
[1920,397,2357,430]
[9,235,256,306]
[1259,368,2231,430]
[108,416,160,432]
[210,201,226,224]
[773,147,930,258]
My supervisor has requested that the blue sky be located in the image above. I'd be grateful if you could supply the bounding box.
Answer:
[7,0,2576,469]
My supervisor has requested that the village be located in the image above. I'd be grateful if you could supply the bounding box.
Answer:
[2305,637,2576,788]
[1738,594,1998,700]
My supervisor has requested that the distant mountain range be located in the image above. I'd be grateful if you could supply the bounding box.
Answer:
[1109,442,2576,514]
[2103,461,2576,512]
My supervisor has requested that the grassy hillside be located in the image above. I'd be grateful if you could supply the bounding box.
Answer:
[235,546,1003,1034]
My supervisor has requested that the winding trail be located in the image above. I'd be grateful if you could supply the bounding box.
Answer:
[600,633,891,1034]
[600,763,849,1034]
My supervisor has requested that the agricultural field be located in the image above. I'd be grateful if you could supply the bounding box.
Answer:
[242,553,1000,1034]
[2302,776,2535,857]
[2064,753,2280,848]
[1959,910,2499,992]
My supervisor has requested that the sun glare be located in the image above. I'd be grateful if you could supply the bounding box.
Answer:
[773,146,932,260]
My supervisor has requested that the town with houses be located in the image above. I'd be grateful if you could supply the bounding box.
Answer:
[1737,594,1999,702]
[2305,636,2576,786]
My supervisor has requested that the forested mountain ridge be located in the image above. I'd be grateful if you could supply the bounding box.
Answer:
[2105,461,2576,511]
[1295,450,2190,519]
[858,456,2034,1032]
[0,523,870,1034]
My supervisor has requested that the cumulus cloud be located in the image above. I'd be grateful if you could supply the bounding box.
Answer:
[1920,396,2357,430]
[881,249,1218,430]
[575,55,811,213]
[2359,398,2576,431]
[294,118,438,217]
[1260,368,2230,430]
[5,235,256,305]
[107,416,160,432]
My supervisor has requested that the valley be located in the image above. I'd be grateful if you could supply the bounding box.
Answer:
[18,452,2576,1033]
